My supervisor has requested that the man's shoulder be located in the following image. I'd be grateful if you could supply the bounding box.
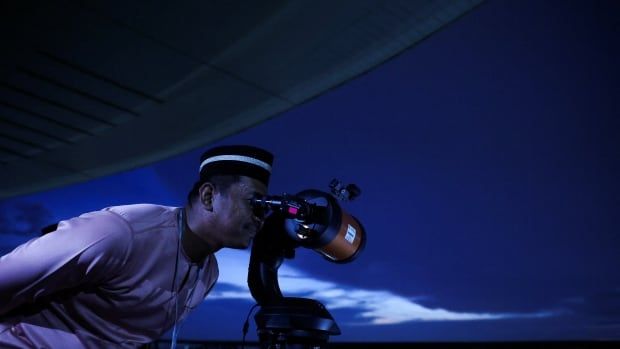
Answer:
[103,204,179,233]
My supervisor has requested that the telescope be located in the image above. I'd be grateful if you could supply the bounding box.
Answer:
[247,179,366,349]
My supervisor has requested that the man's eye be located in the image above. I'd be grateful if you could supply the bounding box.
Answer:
[252,206,266,218]
[248,194,268,218]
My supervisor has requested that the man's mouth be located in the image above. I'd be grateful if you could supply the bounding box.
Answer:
[245,225,257,236]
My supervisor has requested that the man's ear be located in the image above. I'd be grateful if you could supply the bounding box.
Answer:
[198,182,216,211]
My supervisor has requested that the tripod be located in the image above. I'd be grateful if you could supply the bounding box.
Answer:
[254,297,340,349]
[248,215,341,349]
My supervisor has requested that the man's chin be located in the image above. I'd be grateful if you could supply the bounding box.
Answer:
[228,239,252,250]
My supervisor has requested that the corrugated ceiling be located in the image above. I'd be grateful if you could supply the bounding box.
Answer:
[0,0,483,198]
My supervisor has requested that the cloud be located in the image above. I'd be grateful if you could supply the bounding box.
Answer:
[0,201,55,254]
[207,250,559,325]
[0,201,53,237]
[553,290,620,339]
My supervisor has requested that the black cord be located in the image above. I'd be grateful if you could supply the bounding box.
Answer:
[169,208,183,349]
[241,303,260,349]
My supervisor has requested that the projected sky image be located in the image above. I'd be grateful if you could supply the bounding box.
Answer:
[1,0,619,343]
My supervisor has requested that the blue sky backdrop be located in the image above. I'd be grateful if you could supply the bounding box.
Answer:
[1,0,619,342]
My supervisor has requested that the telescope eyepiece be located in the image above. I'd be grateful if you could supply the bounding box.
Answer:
[249,194,316,222]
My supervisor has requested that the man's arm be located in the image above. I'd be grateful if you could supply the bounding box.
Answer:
[0,210,133,316]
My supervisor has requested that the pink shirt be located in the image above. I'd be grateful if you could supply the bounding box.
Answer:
[0,204,219,348]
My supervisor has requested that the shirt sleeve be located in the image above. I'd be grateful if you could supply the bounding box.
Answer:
[0,210,133,316]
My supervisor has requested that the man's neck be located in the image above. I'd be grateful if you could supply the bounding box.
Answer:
[181,207,217,263]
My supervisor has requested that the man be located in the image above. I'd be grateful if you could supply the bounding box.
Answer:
[0,145,273,348]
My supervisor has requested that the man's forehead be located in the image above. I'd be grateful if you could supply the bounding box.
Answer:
[238,176,267,194]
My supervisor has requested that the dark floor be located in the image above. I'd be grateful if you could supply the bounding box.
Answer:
[146,340,619,349]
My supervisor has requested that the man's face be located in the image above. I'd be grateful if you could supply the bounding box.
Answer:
[212,176,267,249]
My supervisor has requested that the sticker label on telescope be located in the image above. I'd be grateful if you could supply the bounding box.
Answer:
[345,225,356,244]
